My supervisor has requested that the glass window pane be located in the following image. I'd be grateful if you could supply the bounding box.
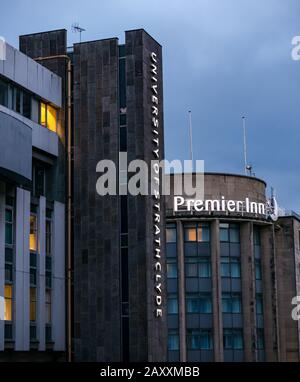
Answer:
[256,295,263,315]
[221,257,230,277]
[231,259,241,278]
[4,285,12,321]
[198,259,211,278]
[220,227,229,242]
[30,287,37,322]
[186,295,199,313]
[30,215,37,252]
[184,227,196,241]
[40,102,47,126]
[47,104,57,132]
[199,330,212,350]
[185,262,198,277]
[197,224,210,242]
[199,294,212,313]
[45,291,51,324]
[167,262,178,278]
[232,295,242,313]
[255,260,262,280]
[230,226,240,243]
[168,331,179,351]
[0,78,8,107]
[167,297,178,314]
[222,293,231,313]
[166,227,177,243]
[233,330,243,349]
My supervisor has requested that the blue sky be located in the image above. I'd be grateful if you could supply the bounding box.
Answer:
[1,0,299,211]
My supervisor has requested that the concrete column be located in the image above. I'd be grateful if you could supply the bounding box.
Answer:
[38,196,46,351]
[15,187,30,351]
[211,219,223,361]
[52,201,65,351]
[240,222,256,361]
[177,220,186,361]
[261,225,278,361]
[0,182,6,351]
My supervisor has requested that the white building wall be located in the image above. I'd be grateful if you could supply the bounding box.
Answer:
[15,187,30,350]
[38,196,46,351]
[52,201,66,351]
[0,182,5,351]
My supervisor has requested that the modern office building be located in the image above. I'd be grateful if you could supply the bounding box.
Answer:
[0,38,66,360]
[18,28,167,362]
[1,28,300,364]
[165,173,300,362]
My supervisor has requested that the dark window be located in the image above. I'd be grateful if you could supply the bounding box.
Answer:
[22,91,31,119]
[168,329,179,351]
[186,293,212,314]
[167,259,178,278]
[256,294,263,315]
[0,78,8,107]
[222,293,242,313]
[187,329,213,350]
[167,294,178,314]
[257,328,265,350]
[33,164,45,197]
[221,257,241,278]
[220,223,240,243]
[255,259,262,280]
[223,329,243,350]
[166,224,177,243]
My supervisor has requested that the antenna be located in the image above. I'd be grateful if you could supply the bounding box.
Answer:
[72,23,86,43]
[242,116,247,175]
[188,110,194,171]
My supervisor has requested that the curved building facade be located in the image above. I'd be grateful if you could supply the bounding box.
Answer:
[165,173,300,362]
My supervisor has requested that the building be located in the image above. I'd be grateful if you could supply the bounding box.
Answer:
[165,173,300,362]
[18,28,167,362]
[1,28,300,363]
[0,37,66,360]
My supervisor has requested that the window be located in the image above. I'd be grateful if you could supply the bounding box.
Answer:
[186,293,212,314]
[184,223,210,242]
[168,330,179,351]
[30,214,38,252]
[22,91,31,119]
[223,329,243,350]
[33,164,45,197]
[13,87,22,114]
[187,329,213,350]
[198,258,211,278]
[254,227,261,246]
[0,78,8,107]
[222,293,242,314]
[256,294,263,315]
[5,248,13,283]
[185,257,211,278]
[257,329,265,350]
[4,284,12,321]
[167,260,178,278]
[30,287,37,322]
[220,223,240,243]
[5,208,13,246]
[45,290,51,324]
[167,294,178,314]
[255,260,262,280]
[40,102,57,132]
[46,218,52,256]
[221,257,241,278]
[166,224,177,243]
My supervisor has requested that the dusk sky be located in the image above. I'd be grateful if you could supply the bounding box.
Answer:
[1,0,299,211]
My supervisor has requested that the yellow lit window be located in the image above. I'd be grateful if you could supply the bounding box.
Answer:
[186,228,197,241]
[4,284,12,321]
[30,214,37,252]
[40,102,47,127]
[30,287,37,322]
[40,102,57,132]
[47,104,57,132]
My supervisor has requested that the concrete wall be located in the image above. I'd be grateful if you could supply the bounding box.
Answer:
[0,42,61,107]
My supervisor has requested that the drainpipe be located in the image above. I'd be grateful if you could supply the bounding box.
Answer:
[34,55,72,362]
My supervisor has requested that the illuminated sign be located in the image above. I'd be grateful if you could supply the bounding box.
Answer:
[174,196,278,221]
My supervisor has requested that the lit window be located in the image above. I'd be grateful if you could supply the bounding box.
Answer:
[40,102,47,126]
[184,227,197,242]
[47,104,57,132]
[40,102,57,132]
[30,287,37,322]
[30,214,38,252]
[4,284,12,321]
